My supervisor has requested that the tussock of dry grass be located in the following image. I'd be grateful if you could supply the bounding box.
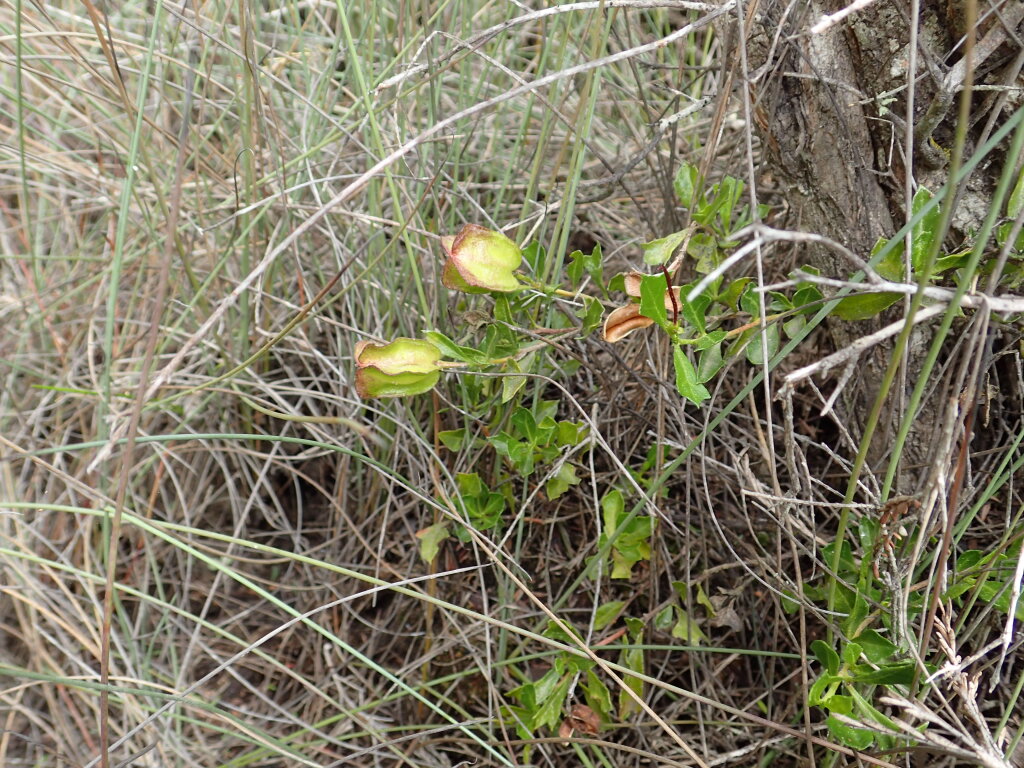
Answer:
[1,2,1022,767]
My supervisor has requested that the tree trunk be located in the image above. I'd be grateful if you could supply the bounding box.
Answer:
[719,0,1021,491]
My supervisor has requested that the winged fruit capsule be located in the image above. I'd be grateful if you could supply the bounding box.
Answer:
[354,338,442,398]
[441,224,522,293]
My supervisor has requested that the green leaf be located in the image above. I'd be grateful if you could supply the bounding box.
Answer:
[601,491,655,579]
[697,341,725,383]
[438,429,466,451]
[583,670,613,722]
[611,542,650,579]
[511,444,535,475]
[457,472,485,497]
[641,230,688,267]
[654,605,675,632]
[619,518,655,549]
[511,407,538,443]
[535,416,557,446]
[823,539,858,576]
[852,662,916,685]
[671,607,706,644]
[780,590,800,614]
[555,420,588,447]
[769,291,793,312]
[695,583,715,615]
[686,232,718,274]
[826,715,875,750]
[849,686,901,730]
[488,432,534,475]
[680,289,709,333]
[832,582,857,615]
[956,550,986,570]
[608,519,653,579]
[617,643,644,718]
[842,590,870,639]
[792,281,824,313]
[535,674,572,732]
[415,523,449,563]
[695,188,724,225]
[808,674,833,707]
[508,681,536,710]
[673,345,711,404]
[911,187,939,274]
[481,322,518,359]
[542,620,576,644]
[855,629,898,664]
[1009,164,1024,219]
[871,237,905,282]
[826,694,854,716]
[588,243,605,283]
[423,330,489,365]
[933,250,971,273]
[717,277,751,311]
[673,161,701,208]
[981,578,1024,620]
[812,640,840,675]
[501,355,530,403]
[536,399,559,422]
[638,274,670,328]
[576,294,604,337]
[740,284,761,317]
[499,703,534,740]
[783,315,805,338]
[533,662,564,704]
[693,329,727,351]
[624,616,644,640]
[593,601,626,631]
[833,292,903,321]
[567,249,586,284]
[546,463,580,500]
[522,241,545,272]
[494,294,514,324]
[473,492,505,531]
[602,489,625,528]
[744,323,780,366]
[565,655,595,676]
[568,243,605,287]
[842,641,863,668]
[714,175,744,231]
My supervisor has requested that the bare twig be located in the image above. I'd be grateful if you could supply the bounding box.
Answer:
[766,272,1024,314]
[809,0,883,34]
[782,305,946,387]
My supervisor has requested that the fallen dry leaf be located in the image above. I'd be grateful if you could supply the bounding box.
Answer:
[709,594,744,633]
[560,703,601,738]
[602,303,653,342]
[570,703,601,734]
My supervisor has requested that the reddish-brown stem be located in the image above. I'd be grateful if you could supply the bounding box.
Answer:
[661,265,678,326]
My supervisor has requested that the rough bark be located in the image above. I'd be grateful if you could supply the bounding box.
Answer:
[718,0,1022,491]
